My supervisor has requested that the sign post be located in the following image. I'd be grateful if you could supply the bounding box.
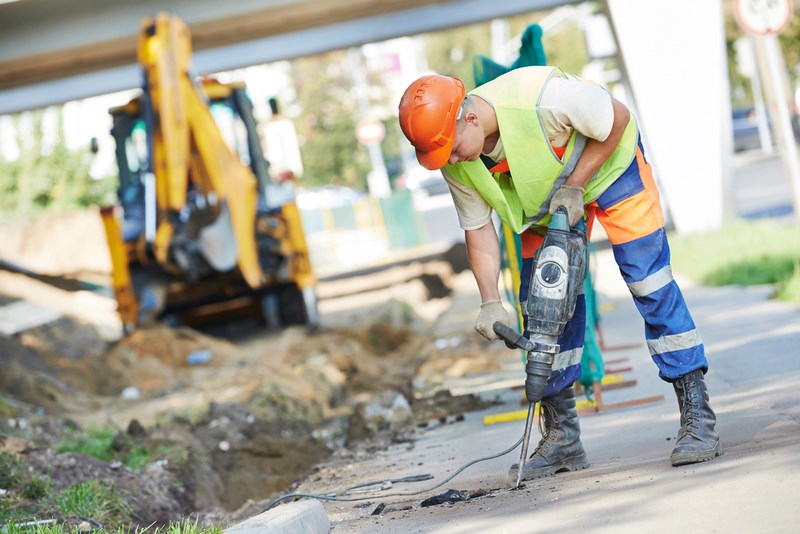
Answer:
[348,48,391,199]
[356,118,391,198]
[735,0,800,220]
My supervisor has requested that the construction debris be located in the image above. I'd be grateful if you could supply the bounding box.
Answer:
[0,210,509,527]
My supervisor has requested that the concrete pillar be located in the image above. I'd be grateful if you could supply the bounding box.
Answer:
[604,0,734,234]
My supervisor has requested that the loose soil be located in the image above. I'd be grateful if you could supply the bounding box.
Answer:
[0,211,506,528]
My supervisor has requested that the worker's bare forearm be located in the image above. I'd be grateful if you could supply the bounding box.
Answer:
[566,97,631,188]
[465,222,502,303]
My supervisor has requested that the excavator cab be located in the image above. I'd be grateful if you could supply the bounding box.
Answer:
[102,13,317,333]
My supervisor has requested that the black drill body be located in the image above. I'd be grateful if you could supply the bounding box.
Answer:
[494,207,587,403]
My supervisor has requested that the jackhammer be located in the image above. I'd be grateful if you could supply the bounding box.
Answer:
[493,206,587,488]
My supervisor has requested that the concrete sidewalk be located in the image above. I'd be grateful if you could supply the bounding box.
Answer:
[284,246,800,533]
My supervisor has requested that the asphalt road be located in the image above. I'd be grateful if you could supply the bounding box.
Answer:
[733,150,798,219]
[296,247,800,533]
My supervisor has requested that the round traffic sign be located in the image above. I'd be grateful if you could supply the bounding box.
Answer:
[355,118,385,146]
[734,0,793,36]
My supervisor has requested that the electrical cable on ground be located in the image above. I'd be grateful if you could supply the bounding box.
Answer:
[264,433,525,511]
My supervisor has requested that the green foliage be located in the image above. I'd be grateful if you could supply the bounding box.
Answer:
[291,51,371,190]
[776,262,800,302]
[539,21,590,75]
[55,481,132,520]
[669,219,800,304]
[725,8,752,108]
[248,8,595,193]
[425,22,493,90]
[0,109,116,222]
[56,428,151,471]
[725,3,800,108]
[778,12,800,84]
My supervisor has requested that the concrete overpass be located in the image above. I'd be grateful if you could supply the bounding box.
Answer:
[0,0,569,115]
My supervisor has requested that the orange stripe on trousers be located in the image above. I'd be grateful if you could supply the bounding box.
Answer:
[588,146,665,246]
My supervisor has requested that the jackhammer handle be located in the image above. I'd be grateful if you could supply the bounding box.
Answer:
[493,322,531,351]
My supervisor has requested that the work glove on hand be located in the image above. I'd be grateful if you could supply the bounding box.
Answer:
[549,184,586,227]
[474,300,510,341]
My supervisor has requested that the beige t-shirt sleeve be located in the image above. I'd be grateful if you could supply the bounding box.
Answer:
[539,74,614,147]
[442,168,493,230]
[444,74,614,230]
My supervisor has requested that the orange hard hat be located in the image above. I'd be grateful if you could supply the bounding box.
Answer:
[398,74,466,170]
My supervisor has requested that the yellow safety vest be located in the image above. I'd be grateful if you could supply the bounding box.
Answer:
[444,66,639,233]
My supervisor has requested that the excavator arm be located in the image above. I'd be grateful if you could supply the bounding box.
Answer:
[138,12,263,288]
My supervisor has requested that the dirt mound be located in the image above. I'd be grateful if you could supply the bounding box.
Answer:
[31,449,188,525]
[0,325,100,417]
[0,209,505,526]
[0,300,489,517]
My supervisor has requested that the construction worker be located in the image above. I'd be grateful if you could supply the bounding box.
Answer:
[398,67,720,480]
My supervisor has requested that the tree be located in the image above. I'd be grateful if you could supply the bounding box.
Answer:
[424,22,493,90]
[290,51,372,190]
[724,1,800,108]
[0,108,115,220]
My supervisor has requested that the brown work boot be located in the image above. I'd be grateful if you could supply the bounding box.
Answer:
[671,369,721,466]
[508,386,589,481]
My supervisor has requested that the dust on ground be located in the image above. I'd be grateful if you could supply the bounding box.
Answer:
[0,210,510,528]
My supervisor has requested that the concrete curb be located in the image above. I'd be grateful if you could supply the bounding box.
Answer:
[224,500,329,534]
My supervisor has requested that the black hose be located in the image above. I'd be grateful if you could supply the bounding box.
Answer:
[264,432,525,511]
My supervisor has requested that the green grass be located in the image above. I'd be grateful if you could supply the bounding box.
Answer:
[2,519,223,534]
[54,481,132,520]
[669,219,800,303]
[0,451,24,489]
[3,431,195,527]
[56,428,117,462]
[3,434,205,532]
[0,457,191,529]
[0,451,51,521]
[20,475,49,500]
[56,428,152,471]
[162,520,223,534]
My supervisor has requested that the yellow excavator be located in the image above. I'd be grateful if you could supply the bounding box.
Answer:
[100,12,317,333]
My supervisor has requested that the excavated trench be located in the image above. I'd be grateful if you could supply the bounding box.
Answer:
[0,211,502,524]
[1,300,498,522]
